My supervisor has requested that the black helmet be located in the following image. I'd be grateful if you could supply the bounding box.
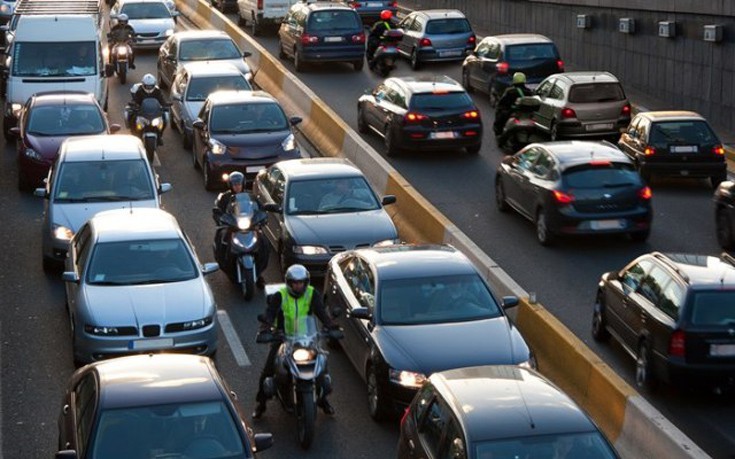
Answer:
[285,264,310,298]
[227,171,245,189]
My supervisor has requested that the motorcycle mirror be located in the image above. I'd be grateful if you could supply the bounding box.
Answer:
[109,123,122,133]
[262,203,281,213]
[253,433,273,453]
[62,272,80,283]
[202,262,219,275]
[159,183,173,194]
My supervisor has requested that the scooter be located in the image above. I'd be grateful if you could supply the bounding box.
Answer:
[108,39,134,84]
[496,96,542,153]
[368,29,404,77]
[125,91,169,164]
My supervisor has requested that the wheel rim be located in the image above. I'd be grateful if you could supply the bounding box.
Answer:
[536,212,547,242]
[203,160,210,186]
[367,370,379,415]
[411,50,418,67]
[635,344,648,387]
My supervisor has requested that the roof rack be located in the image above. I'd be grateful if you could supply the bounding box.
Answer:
[650,251,690,283]
[14,0,101,15]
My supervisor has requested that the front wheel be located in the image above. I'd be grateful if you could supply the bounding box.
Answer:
[384,125,398,157]
[203,159,216,191]
[367,366,389,421]
[635,340,657,392]
[495,178,509,212]
[118,65,127,84]
[241,265,255,301]
[591,295,610,342]
[296,390,316,450]
[410,48,420,70]
[143,135,156,163]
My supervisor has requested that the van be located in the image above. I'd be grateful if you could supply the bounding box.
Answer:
[236,0,299,36]
[0,14,108,140]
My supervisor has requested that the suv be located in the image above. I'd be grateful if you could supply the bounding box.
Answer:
[396,9,475,70]
[533,71,631,141]
[593,251,735,391]
[357,75,482,156]
[618,111,726,187]
[277,0,365,72]
[462,34,563,107]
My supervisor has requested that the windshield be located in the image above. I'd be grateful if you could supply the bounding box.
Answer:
[286,176,380,215]
[53,159,154,202]
[179,39,241,61]
[690,291,735,326]
[28,104,105,136]
[506,43,558,61]
[410,92,473,110]
[474,432,617,459]
[86,238,197,285]
[186,75,252,101]
[210,102,288,133]
[562,163,639,189]
[425,18,471,34]
[121,2,171,19]
[13,41,96,77]
[378,274,501,325]
[307,10,360,31]
[568,83,625,103]
[649,120,718,147]
[89,401,247,459]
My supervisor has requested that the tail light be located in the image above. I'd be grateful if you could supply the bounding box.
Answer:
[301,33,318,45]
[638,186,652,200]
[557,59,564,71]
[561,107,576,119]
[257,0,263,8]
[621,104,631,116]
[589,160,611,166]
[390,1,398,7]
[404,112,428,123]
[400,406,410,426]
[467,34,476,46]
[496,62,509,75]
[713,145,725,155]
[419,38,432,48]
[462,110,480,119]
[352,32,366,44]
[349,1,361,7]
[553,190,574,204]
[668,330,686,358]
[644,146,656,156]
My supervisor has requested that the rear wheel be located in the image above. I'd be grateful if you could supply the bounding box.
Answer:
[203,159,216,191]
[192,146,200,169]
[384,125,398,157]
[294,50,305,72]
[357,106,369,134]
[591,295,610,342]
[635,340,657,392]
[716,208,734,249]
[278,41,287,60]
[409,48,420,70]
[536,208,553,246]
[549,121,559,141]
[462,69,472,92]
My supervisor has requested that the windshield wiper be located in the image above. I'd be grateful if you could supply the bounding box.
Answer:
[88,280,130,286]
[322,206,371,213]
[289,209,323,215]
[602,182,633,188]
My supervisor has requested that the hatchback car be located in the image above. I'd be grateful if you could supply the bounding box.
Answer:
[396,9,475,70]
[35,134,172,270]
[715,181,735,249]
[323,244,533,420]
[170,62,253,149]
[397,365,619,459]
[357,75,482,156]
[495,141,653,245]
[191,90,303,190]
[110,0,178,49]
[533,71,631,140]
[618,111,726,187]
[346,0,396,24]
[56,354,273,458]
[62,208,219,365]
[462,34,563,106]
[592,251,735,392]
[253,158,398,276]
[157,29,253,88]
[278,0,365,72]
[14,91,120,191]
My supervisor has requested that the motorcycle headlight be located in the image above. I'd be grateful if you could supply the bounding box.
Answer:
[292,245,328,255]
[181,316,213,331]
[24,148,43,161]
[0,5,9,13]
[151,117,162,128]
[84,325,120,336]
[292,348,316,362]
[209,139,226,155]
[237,216,252,230]
[373,238,399,248]
[281,133,296,151]
[117,47,128,56]
[135,117,147,130]
[389,369,427,389]
[53,224,74,241]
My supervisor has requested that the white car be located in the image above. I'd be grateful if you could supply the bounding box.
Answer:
[111,0,178,49]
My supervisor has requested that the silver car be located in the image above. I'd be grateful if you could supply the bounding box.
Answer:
[111,0,178,49]
[397,9,476,70]
[62,208,219,366]
[170,62,253,149]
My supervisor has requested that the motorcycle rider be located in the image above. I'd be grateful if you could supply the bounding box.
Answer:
[108,13,136,69]
[128,73,168,143]
[493,72,532,137]
[253,264,339,419]
[366,9,394,62]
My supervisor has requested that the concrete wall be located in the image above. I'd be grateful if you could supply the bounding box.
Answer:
[401,0,735,132]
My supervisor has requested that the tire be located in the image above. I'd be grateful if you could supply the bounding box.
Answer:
[296,391,316,450]
[251,18,260,36]
[461,69,472,92]
[536,208,553,246]
[639,166,652,184]
[357,106,369,134]
[489,87,499,108]
[203,160,216,191]
[182,131,192,150]
[466,144,481,155]
[118,66,127,85]
[591,294,610,342]
[409,48,420,70]
[294,50,304,72]
[367,365,389,421]
[192,146,200,170]
[278,41,287,60]
[353,59,364,71]
[495,178,509,213]
[635,340,657,392]
[384,125,398,157]
[718,208,735,249]
[3,120,14,142]
[241,266,255,301]
[628,229,650,243]
[550,121,559,141]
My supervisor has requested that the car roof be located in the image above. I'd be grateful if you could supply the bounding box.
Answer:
[554,71,619,84]
[489,34,553,45]
[276,158,363,180]
[530,141,632,169]
[635,111,706,123]
[413,9,466,19]
[353,244,477,280]
[30,91,98,106]
[387,75,464,95]
[300,1,354,12]
[181,61,244,77]
[59,135,144,162]
[92,354,224,409]
[90,208,179,242]
[119,0,168,4]
[645,252,735,289]
[206,90,273,105]
[172,29,231,41]
[431,365,599,443]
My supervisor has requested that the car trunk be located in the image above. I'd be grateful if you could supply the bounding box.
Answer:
[505,43,560,82]
[683,291,735,364]
[562,163,643,214]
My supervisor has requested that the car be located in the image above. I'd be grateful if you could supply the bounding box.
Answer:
[210,0,238,13]
[34,134,172,270]
[278,0,365,72]
[592,251,735,392]
[396,9,475,70]
[110,0,178,49]
[191,90,304,190]
[56,354,273,458]
[357,75,482,156]
[62,208,219,365]
[617,111,727,187]
[253,158,399,276]
[157,29,253,89]
[346,0,397,25]
[461,34,564,107]
[397,365,619,459]
[170,62,253,149]
[715,181,735,249]
[236,0,299,36]
[495,141,653,245]
[532,71,631,141]
[14,91,120,192]
[323,244,534,420]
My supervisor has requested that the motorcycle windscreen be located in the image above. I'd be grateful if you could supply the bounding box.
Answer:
[139,97,163,117]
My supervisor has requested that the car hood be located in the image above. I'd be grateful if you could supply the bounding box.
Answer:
[215,131,291,160]
[28,132,104,161]
[82,278,212,325]
[130,18,174,33]
[286,210,397,246]
[374,317,530,374]
[52,200,158,232]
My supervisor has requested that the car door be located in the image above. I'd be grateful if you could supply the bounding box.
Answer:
[363,83,387,129]
[522,149,555,217]
[158,38,177,86]
[463,37,488,90]
[477,39,501,93]
[379,85,406,134]
[504,147,542,219]
[532,77,555,129]
[65,223,93,325]
[649,278,683,370]
[637,266,676,360]
[278,8,300,57]
[59,372,98,456]
[192,100,211,167]
[603,259,652,350]
[345,257,377,378]
[618,115,642,160]
[329,255,362,368]
[397,13,418,56]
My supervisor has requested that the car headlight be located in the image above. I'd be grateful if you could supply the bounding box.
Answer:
[281,133,296,151]
[11,103,22,118]
[84,325,121,336]
[181,316,213,330]
[292,348,316,362]
[237,216,252,230]
[292,245,328,255]
[24,148,43,161]
[373,238,399,248]
[244,71,253,82]
[53,224,74,241]
[209,139,227,155]
[389,369,427,389]
[0,5,9,13]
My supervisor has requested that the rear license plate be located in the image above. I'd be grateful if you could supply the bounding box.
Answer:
[438,50,462,58]
[585,123,614,132]
[324,36,344,42]
[430,131,456,139]
[670,145,698,153]
[366,1,382,6]
[590,219,623,230]
[130,338,174,350]
[710,344,735,356]
[680,170,689,176]
[246,165,265,173]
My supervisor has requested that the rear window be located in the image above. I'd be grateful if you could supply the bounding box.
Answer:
[505,43,558,62]
[410,91,473,110]
[649,121,718,146]
[425,18,471,34]
[568,83,625,103]
[562,163,639,189]
[689,292,735,326]
[307,10,360,31]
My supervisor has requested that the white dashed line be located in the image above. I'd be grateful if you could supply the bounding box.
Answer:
[217,310,251,367]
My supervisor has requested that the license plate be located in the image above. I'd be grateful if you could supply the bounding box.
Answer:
[430,131,455,139]
[670,145,698,153]
[585,123,613,131]
[590,219,623,230]
[324,36,344,42]
[680,170,689,176]
[710,344,735,356]
[438,50,462,58]
[246,165,265,173]
[129,338,174,350]
[366,1,382,6]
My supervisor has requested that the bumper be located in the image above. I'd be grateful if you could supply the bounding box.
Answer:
[640,161,726,179]
[301,48,365,64]
[282,251,331,278]
[397,126,482,152]
[416,47,472,63]
[207,155,287,187]
[133,37,168,49]
[550,207,652,236]
[555,119,629,139]
[665,360,735,388]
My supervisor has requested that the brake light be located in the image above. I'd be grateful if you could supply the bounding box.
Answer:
[553,190,574,204]
[404,112,428,123]
[713,145,725,155]
[557,59,564,71]
[621,104,631,116]
[589,160,611,166]
[400,406,410,426]
[462,110,480,119]
[496,62,509,75]
[467,34,476,45]
[669,330,686,358]
[390,1,397,7]
[644,146,656,156]
[349,1,361,7]
[561,107,576,119]
[463,130,479,136]
[419,38,432,48]
[352,32,366,44]
[638,186,652,200]
[257,0,263,8]
[301,34,318,45]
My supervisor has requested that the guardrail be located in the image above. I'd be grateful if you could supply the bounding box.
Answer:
[173,1,710,457]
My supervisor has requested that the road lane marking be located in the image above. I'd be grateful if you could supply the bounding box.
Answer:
[217,310,251,367]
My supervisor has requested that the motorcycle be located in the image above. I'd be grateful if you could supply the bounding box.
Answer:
[107,38,134,84]
[257,311,343,450]
[212,192,271,301]
[368,29,404,77]
[496,96,543,153]
[125,92,169,164]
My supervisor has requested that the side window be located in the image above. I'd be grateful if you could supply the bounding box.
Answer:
[347,258,374,309]
[487,42,501,60]
[627,117,641,137]
[517,147,542,171]
[296,10,307,28]
[74,373,97,457]
[639,265,671,306]
[548,82,565,100]
[532,152,554,177]
[621,260,651,292]
[374,83,387,100]
[412,16,425,32]
[441,417,466,459]
[74,224,93,272]
[399,16,414,30]
[536,78,554,97]
[639,119,651,143]
[265,167,284,205]
[417,396,449,457]
[659,280,684,319]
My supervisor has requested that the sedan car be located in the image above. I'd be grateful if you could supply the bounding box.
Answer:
[396,9,475,70]
[157,29,253,88]
[496,141,653,245]
[13,91,120,191]
[253,158,399,276]
[533,71,631,140]
[63,208,219,365]
[191,90,303,190]
[618,111,727,187]
[323,244,533,420]
[398,365,619,458]
[56,354,273,458]
[111,0,178,49]
[170,62,253,149]
[357,75,482,156]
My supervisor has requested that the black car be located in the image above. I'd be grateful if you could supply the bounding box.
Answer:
[253,158,398,276]
[346,0,396,25]
[357,75,482,156]
[618,111,727,187]
[56,354,273,457]
[495,141,653,245]
[278,0,365,72]
[210,0,237,13]
[323,244,533,421]
[397,366,619,459]
[592,252,735,391]
[191,90,303,190]
[461,34,563,107]
[714,181,735,249]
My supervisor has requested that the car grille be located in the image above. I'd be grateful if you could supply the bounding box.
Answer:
[329,243,370,254]
[142,324,161,337]
[137,32,159,38]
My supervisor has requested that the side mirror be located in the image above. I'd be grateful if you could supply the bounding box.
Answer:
[289,116,302,126]
[253,433,273,452]
[159,183,172,194]
[55,451,78,459]
[202,262,219,275]
[33,187,48,198]
[242,51,252,58]
[192,119,205,130]
[9,126,19,135]
[347,306,371,320]
[502,296,519,309]
[261,203,281,213]
[62,272,80,283]
[165,55,176,63]
[381,195,396,206]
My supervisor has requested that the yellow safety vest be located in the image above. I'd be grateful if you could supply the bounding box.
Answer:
[280,285,314,336]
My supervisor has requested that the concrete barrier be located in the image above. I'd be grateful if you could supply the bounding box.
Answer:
[174,1,710,457]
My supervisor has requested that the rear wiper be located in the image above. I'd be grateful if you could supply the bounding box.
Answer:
[602,182,633,188]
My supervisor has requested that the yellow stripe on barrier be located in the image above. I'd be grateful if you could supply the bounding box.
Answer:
[254,55,285,98]
[303,101,347,158]
[195,0,211,19]
[386,171,448,244]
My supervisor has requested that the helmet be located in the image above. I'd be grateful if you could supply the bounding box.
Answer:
[142,73,156,93]
[380,9,392,21]
[118,13,129,24]
[285,264,310,298]
[512,72,527,85]
[227,171,245,189]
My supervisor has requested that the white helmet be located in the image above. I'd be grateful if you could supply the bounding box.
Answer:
[118,13,129,24]
[285,264,310,298]
[142,73,156,93]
